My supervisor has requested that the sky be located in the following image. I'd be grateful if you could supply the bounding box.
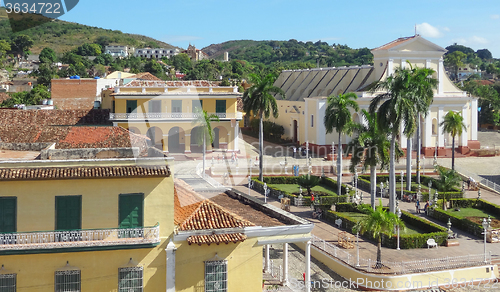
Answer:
[2,0,500,57]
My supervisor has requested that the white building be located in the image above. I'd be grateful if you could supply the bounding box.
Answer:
[104,45,135,58]
[134,48,179,59]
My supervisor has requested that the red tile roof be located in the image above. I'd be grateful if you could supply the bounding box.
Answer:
[0,165,170,181]
[174,179,204,225]
[187,233,247,245]
[124,80,222,87]
[132,72,163,81]
[372,36,417,51]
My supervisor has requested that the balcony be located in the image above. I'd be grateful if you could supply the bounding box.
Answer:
[0,225,160,251]
[109,112,243,121]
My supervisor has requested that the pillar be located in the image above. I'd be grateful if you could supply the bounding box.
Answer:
[264,245,270,273]
[461,106,468,146]
[438,107,444,147]
[305,240,311,292]
[184,134,191,154]
[438,58,444,95]
[283,243,289,286]
[165,240,176,292]
[163,134,169,153]
[471,98,478,140]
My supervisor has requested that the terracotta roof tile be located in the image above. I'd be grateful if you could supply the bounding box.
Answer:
[187,233,247,245]
[372,36,417,51]
[174,179,204,225]
[0,165,170,180]
[132,72,163,81]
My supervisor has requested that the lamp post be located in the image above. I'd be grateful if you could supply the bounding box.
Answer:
[428,181,432,201]
[478,189,482,200]
[482,218,490,262]
[356,227,360,267]
[447,218,452,237]
[397,208,402,250]
[306,141,309,164]
[263,183,268,203]
[247,176,253,197]
[434,191,438,206]
[400,171,404,202]
[380,182,384,198]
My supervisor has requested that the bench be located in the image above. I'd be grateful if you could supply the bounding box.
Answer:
[338,231,354,249]
[335,219,342,228]
[427,238,438,249]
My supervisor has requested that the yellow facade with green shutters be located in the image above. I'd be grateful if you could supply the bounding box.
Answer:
[104,82,243,154]
[0,158,174,292]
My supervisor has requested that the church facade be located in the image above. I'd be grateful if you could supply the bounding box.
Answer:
[269,35,479,157]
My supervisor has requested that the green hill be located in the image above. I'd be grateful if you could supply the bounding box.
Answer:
[202,39,374,67]
[0,7,180,54]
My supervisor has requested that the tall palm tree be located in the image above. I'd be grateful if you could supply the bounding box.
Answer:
[193,108,219,177]
[348,110,401,210]
[440,111,466,170]
[406,65,438,185]
[242,73,285,181]
[356,200,405,268]
[324,92,359,196]
[369,67,430,213]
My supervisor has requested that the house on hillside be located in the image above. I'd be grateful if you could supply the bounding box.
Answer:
[269,35,480,157]
[183,45,209,61]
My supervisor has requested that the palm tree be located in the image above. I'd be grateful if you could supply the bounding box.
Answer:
[369,67,430,213]
[348,110,395,210]
[242,73,285,181]
[406,65,438,185]
[357,200,405,268]
[440,111,467,170]
[297,174,321,196]
[324,92,359,196]
[435,166,461,192]
[193,109,219,177]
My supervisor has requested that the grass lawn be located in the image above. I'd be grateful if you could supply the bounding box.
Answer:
[338,212,428,235]
[447,207,499,219]
[268,183,337,196]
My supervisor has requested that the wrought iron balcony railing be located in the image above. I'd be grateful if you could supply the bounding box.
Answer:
[109,112,243,120]
[0,225,160,251]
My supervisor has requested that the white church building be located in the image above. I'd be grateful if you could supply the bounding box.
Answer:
[270,35,480,157]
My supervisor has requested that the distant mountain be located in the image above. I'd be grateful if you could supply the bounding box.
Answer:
[0,7,180,54]
[202,39,373,67]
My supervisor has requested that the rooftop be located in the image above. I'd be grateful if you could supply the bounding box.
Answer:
[372,35,417,51]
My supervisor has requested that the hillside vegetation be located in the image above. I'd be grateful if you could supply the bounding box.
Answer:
[0,8,178,54]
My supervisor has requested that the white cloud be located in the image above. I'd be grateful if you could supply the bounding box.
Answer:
[452,36,489,46]
[416,23,444,38]
[443,27,450,32]
[491,14,500,19]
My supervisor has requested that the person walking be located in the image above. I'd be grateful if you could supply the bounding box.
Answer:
[416,199,420,214]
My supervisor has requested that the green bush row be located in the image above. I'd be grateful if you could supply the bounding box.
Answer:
[359,174,461,192]
[259,175,350,196]
[323,206,447,249]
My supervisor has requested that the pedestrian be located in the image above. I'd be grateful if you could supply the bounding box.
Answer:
[467,177,471,189]
[424,201,430,215]
[311,193,315,204]
[293,147,296,158]
[416,199,420,214]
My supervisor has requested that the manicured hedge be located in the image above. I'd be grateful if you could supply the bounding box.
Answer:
[429,199,500,238]
[323,205,448,249]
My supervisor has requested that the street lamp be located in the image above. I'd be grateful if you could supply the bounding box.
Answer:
[478,189,482,200]
[482,218,490,262]
[434,191,438,206]
[397,208,402,250]
[380,182,384,198]
[263,183,268,203]
[428,180,432,201]
[356,227,360,267]
[400,171,404,202]
[247,176,253,197]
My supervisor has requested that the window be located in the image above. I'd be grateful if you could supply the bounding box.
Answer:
[126,100,137,114]
[205,260,227,292]
[215,100,226,113]
[172,100,182,113]
[55,270,81,292]
[148,100,161,113]
[0,273,16,292]
[55,196,81,231]
[119,267,143,292]
[119,194,144,229]
[311,115,314,127]
[0,197,16,233]
[192,100,203,113]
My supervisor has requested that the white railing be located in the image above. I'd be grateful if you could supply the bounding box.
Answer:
[311,235,490,275]
[452,165,500,194]
[196,162,228,189]
[110,112,243,120]
[480,178,500,193]
[0,225,160,250]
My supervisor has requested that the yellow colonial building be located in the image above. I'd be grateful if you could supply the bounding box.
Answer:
[270,35,480,156]
[103,80,243,154]
[0,157,174,292]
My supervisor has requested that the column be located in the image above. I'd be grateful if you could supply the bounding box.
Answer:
[388,59,394,76]
[424,110,432,147]
[264,245,270,273]
[165,240,176,292]
[283,243,289,286]
[163,134,169,153]
[438,107,444,147]
[305,240,311,292]
[438,58,444,95]
[471,99,478,140]
[184,134,191,154]
[461,106,468,146]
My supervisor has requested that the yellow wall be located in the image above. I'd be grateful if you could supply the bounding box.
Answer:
[175,238,262,292]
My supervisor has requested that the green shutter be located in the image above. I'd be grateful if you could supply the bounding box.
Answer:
[215,100,226,113]
[56,196,81,230]
[126,100,137,114]
[119,194,144,228]
[0,197,16,233]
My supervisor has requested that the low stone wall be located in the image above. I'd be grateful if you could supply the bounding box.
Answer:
[0,142,53,151]
[41,147,139,160]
